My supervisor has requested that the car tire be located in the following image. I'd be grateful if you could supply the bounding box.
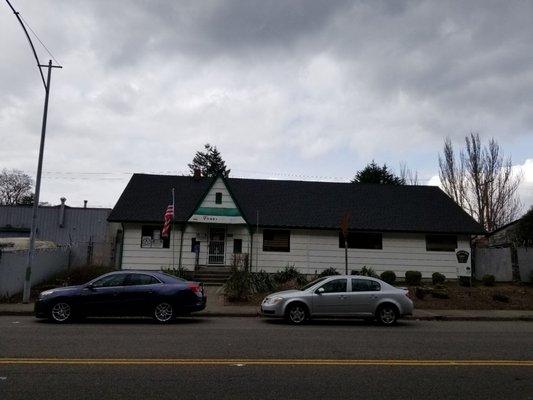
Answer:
[376,304,398,326]
[153,302,174,323]
[285,303,308,325]
[49,301,73,323]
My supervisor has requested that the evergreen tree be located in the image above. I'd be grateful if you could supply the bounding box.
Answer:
[351,161,404,185]
[516,206,533,247]
[188,144,230,178]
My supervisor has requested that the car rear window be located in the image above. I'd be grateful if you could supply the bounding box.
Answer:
[156,273,186,284]
[351,279,381,292]
[125,274,160,286]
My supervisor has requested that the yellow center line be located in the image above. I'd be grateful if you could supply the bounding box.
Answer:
[0,358,531,366]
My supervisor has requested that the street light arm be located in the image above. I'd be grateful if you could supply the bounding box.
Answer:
[5,0,47,90]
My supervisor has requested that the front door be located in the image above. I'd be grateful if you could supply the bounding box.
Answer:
[81,273,126,316]
[208,226,225,264]
[311,278,348,316]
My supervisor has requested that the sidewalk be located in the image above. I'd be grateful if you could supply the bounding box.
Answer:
[1,285,532,321]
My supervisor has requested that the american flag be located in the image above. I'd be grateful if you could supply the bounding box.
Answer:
[161,204,174,238]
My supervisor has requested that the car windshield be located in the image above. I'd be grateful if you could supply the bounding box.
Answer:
[300,277,328,291]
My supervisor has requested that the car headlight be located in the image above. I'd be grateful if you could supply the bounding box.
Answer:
[39,289,55,297]
[264,296,283,305]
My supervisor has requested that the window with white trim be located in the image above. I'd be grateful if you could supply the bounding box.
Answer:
[425,235,457,252]
[263,229,290,252]
[141,225,170,248]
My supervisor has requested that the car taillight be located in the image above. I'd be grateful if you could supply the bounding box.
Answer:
[404,289,412,300]
[188,282,203,297]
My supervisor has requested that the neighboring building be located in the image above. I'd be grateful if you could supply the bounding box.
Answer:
[473,219,529,282]
[109,174,483,279]
[485,219,521,248]
[0,199,120,267]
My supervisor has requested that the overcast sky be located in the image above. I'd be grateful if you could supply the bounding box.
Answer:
[1,0,532,211]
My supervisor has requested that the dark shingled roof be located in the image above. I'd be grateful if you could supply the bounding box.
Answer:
[108,174,484,234]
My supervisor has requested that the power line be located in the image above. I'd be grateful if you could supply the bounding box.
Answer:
[18,13,61,66]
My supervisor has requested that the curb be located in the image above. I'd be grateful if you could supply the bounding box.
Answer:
[406,315,533,322]
[2,310,533,321]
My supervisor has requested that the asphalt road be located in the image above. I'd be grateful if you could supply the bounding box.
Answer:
[0,316,532,399]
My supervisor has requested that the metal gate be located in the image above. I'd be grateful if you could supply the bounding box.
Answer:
[208,227,225,265]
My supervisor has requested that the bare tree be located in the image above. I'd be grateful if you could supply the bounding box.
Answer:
[438,133,522,231]
[0,169,34,205]
[399,162,419,185]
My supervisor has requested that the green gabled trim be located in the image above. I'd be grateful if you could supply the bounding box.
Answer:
[194,207,241,217]
[220,175,249,225]
[185,175,219,222]
[185,174,250,225]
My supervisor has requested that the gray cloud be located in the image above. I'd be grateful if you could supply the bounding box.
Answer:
[0,0,532,209]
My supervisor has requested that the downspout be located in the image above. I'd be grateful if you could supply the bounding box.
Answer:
[248,225,253,272]
[118,223,125,269]
[178,224,185,270]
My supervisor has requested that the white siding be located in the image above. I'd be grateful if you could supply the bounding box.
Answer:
[121,223,250,271]
[199,178,237,209]
[121,223,471,278]
[251,229,470,279]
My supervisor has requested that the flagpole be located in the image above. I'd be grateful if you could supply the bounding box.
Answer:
[172,188,176,270]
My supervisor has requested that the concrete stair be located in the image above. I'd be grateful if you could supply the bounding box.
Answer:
[191,266,232,285]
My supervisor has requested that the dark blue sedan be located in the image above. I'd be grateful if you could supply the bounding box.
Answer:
[35,270,206,323]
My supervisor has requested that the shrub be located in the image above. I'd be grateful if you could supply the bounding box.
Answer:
[432,272,446,285]
[162,266,189,279]
[482,274,496,287]
[250,270,276,293]
[359,266,379,278]
[415,287,427,299]
[36,265,117,289]
[492,293,509,302]
[223,266,253,301]
[318,267,340,278]
[459,276,472,287]
[380,270,396,285]
[273,265,307,286]
[431,289,450,299]
[405,271,422,286]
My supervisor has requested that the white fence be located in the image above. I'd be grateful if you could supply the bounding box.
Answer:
[474,246,533,282]
[474,248,513,281]
[0,248,69,298]
[517,248,533,283]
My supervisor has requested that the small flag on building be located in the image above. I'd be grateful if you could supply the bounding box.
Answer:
[161,204,174,238]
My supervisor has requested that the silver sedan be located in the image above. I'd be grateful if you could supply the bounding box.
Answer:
[261,275,413,325]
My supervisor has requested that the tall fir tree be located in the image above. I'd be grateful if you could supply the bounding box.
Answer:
[351,161,404,185]
[188,143,230,178]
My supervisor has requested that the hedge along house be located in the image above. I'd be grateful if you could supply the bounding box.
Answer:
[108,173,484,279]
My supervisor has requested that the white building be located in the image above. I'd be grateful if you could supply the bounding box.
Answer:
[109,174,483,279]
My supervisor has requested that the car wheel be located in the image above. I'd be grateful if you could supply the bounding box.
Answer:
[376,304,398,326]
[285,303,308,325]
[153,302,174,323]
[50,301,73,323]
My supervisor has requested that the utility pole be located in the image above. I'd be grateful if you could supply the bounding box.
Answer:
[5,0,62,303]
[340,212,351,275]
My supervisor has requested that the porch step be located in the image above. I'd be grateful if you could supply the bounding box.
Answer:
[192,266,232,284]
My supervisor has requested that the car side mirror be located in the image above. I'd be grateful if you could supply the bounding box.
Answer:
[316,287,325,295]
[86,283,95,291]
